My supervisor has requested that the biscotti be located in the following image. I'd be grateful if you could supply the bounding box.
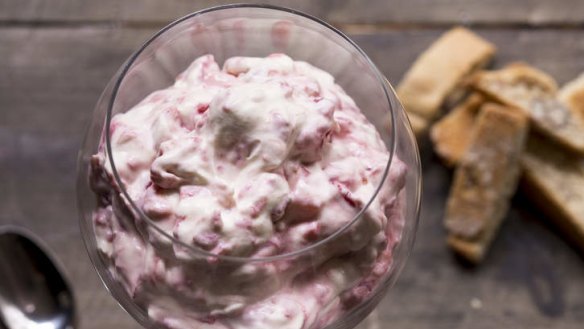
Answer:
[472,63,584,154]
[431,78,584,255]
[397,27,496,127]
[559,73,584,120]
[445,104,529,263]
[521,134,584,253]
[430,93,485,166]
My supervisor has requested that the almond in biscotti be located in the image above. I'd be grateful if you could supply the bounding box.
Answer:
[472,63,584,155]
[445,103,529,263]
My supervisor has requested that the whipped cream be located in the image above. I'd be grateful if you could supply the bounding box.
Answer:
[90,54,407,329]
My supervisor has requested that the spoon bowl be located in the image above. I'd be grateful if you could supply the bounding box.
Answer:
[0,227,75,329]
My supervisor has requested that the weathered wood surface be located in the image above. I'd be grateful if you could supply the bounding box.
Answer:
[2,0,584,26]
[2,0,584,327]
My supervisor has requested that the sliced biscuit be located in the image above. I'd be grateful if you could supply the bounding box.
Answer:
[445,104,529,263]
[472,63,584,154]
[559,73,584,121]
[521,134,584,253]
[397,27,496,123]
[430,93,486,166]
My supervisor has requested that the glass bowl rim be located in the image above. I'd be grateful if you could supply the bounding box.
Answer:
[104,3,399,263]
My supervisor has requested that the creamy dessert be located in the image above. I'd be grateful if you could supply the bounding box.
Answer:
[90,54,407,329]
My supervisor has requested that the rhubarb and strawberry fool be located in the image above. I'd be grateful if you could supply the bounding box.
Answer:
[90,54,407,329]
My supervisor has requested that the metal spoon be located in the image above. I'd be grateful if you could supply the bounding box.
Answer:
[0,227,75,329]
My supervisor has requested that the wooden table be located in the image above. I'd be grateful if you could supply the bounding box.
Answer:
[1,1,583,328]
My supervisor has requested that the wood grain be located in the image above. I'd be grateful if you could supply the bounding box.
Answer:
[1,25,583,329]
[1,0,584,26]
